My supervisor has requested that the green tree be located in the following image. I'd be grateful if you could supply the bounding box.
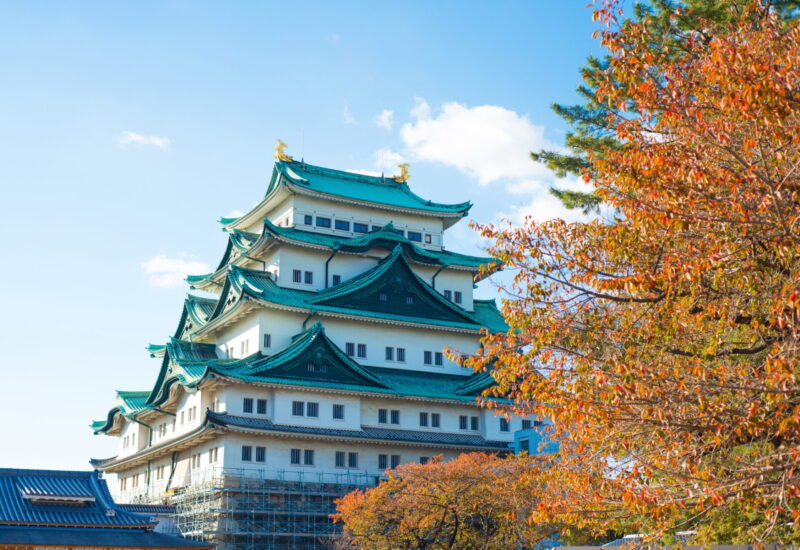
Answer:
[540,0,800,214]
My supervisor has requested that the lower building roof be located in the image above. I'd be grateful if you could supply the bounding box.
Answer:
[208,411,510,450]
[0,526,209,548]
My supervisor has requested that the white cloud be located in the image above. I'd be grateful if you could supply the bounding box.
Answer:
[399,100,557,185]
[373,147,405,174]
[502,177,598,223]
[345,168,382,177]
[225,209,245,218]
[342,104,356,124]
[117,131,171,150]
[373,109,394,130]
[141,255,211,288]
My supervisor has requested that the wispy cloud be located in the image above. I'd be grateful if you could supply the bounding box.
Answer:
[224,209,245,218]
[141,255,210,288]
[342,104,356,125]
[373,109,394,130]
[117,131,171,150]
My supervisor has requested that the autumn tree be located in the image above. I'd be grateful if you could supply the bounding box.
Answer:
[466,0,800,543]
[333,453,560,550]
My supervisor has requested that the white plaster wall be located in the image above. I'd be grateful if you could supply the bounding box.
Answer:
[321,318,478,374]
[220,432,463,475]
[290,196,445,250]
[271,389,362,430]
[215,310,261,358]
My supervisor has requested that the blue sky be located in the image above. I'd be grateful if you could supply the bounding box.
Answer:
[0,2,601,469]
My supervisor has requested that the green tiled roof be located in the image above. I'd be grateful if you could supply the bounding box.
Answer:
[205,246,507,332]
[173,295,218,339]
[260,219,496,269]
[93,320,499,433]
[271,161,472,215]
[208,322,389,390]
[90,391,151,434]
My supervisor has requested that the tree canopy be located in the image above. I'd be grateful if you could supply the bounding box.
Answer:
[465,0,800,543]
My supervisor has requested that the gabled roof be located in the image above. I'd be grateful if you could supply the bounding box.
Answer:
[93,340,218,434]
[208,322,388,390]
[274,160,471,215]
[310,245,478,324]
[0,469,150,528]
[188,219,499,292]
[0,469,210,548]
[203,247,506,333]
[90,391,150,434]
[172,294,217,340]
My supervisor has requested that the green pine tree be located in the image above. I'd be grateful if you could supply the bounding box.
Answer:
[541,0,800,213]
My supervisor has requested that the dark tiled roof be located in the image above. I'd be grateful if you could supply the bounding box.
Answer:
[208,411,510,450]
[118,504,177,514]
[0,469,151,528]
[0,526,209,547]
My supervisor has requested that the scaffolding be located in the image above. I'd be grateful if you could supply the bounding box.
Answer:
[166,467,378,550]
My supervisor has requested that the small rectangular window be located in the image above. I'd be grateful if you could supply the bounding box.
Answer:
[385,347,394,361]
[397,348,406,362]
[371,225,381,232]
[242,446,252,462]
[348,452,358,468]
[306,402,319,418]
[335,451,346,468]
[432,413,440,428]
[444,290,452,301]
[500,418,510,432]
[378,454,388,469]
[390,410,400,425]
[257,399,267,415]
[304,214,313,225]
[292,401,304,416]
[304,271,313,284]
[255,446,266,463]
[332,274,342,285]
[316,216,332,228]
[378,291,388,302]
[420,457,430,465]
[435,352,443,366]
[424,234,432,244]
[471,416,479,431]
[522,419,532,430]
[454,291,462,304]
[405,294,414,305]
[333,404,345,420]
[424,351,432,365]
[335,220,351,231]
[378,409,388,424]
[290,448,301,465]
[304,449,314,465]
[354,222,369,233]
[357,344,367,358]
[346,342,355,356]
[243,398,253,413]
[419,412,428,427]
[391,455,401,468]
[263,334,271,348]
[293,269,302,283]
[407,231,422,242]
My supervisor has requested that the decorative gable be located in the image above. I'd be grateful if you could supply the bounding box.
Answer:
[312,246,477,324]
